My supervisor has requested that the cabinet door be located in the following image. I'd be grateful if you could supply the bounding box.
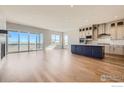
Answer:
[83,46,92,57]
[71,45,76,53]
[109,46,114,54]
[88,27,93,36]
[110,23,116,39]
[98,24,104,35]
[87,30,90,36]
[85,27,89,36]
[105,23,110,35]
[79,29,82,38]
[76,45,82,54]
[82,31,86,38]
[105,45,110,54]
[117,21,124,39]
[92,46,104,58]
[79,31,82,38]
[88,30,92,36]
[93,26,98,40]
[114,46,123,55]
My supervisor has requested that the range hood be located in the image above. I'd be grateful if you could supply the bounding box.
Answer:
[98,33,110,37]
[97,23,110,38]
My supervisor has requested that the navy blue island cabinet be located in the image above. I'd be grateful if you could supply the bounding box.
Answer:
[71,44,105,59]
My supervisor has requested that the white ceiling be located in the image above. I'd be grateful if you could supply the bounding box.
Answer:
[1,5,124,32]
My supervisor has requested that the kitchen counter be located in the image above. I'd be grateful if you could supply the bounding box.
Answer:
[71,44,105,59]
[72,44,104,46]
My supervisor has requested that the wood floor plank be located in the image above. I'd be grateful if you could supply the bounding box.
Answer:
[0,49,124,82]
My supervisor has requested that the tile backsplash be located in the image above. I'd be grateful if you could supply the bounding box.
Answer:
[90,36,124,45]
[98,39,124,45]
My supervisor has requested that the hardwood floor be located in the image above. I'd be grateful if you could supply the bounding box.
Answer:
[0,49,124,82]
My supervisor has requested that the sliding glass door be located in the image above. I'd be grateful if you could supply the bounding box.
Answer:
[29,34,36,51]
[8,31,19,53]
[19,32,29,52]
[36,33,43,50]
[8,31,43,53]
[36,34,40,50]
[40,34,43,49]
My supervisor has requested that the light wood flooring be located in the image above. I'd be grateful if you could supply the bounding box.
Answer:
[0,49,124,82]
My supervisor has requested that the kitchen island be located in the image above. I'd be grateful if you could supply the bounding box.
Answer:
[71,44,105,59]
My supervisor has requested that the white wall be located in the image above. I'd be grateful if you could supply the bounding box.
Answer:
[6,22,63,49]
[0,9,6,61]
[64,29,79,49]
[0,9,6,30]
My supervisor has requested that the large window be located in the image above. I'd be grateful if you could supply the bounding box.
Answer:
[8,31,43,53]
[64,35,68,46]
[51,34,60,44]
[20,32,29,52]
[36,34,43,50]
[29,34,37,51]
[8,31,19,53]
[40,34,43,49]
[36,34,40,50]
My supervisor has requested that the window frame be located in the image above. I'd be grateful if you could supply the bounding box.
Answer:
[7,30,43,54]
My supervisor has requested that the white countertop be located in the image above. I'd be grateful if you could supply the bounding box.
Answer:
[72,43,124,46]
[71,44,104,46]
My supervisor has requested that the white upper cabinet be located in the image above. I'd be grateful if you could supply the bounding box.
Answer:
[98,24,105,35]
[98,24,102,35]
[110,20,124,40]
[82,28,86,38]
[85,26,93,36]
[110,23,117,40]
[88,27,93,36]
[85,27,89,36]
[79,25,93,40]
[93,26,98,40]
[79,28,86,38]
[105,23,110,35]
[116,21,124,39]
[79,19,124,41]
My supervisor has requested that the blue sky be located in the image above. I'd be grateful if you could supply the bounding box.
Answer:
[8,31,41,43]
